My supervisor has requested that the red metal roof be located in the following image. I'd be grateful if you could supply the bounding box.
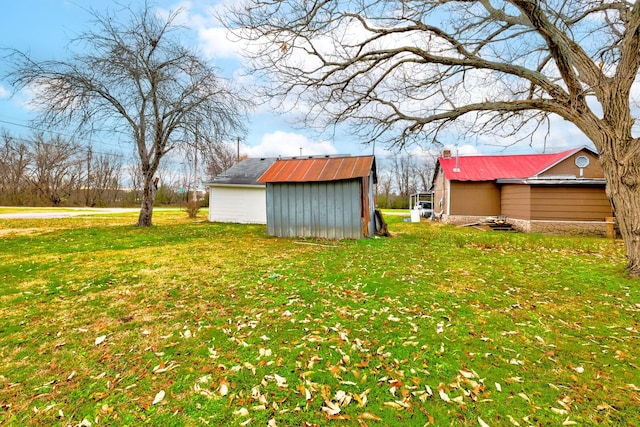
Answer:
[258,155,375,183]
[438,148,584,181]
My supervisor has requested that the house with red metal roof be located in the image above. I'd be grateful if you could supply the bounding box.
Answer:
[258,155,378,239]
[431,146,614,235]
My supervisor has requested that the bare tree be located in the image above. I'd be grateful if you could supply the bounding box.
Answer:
[392,154,418,198]
[0,131,31,205]
[226,0,640,275]
[6,3,248,226]
[204,141,241,180]
[82,146,122,207]
[27,134,82,206]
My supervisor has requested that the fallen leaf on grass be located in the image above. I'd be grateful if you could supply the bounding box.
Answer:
[152,390,165,405]
[219,379,230,396]
[478,417,490,427]
[506,415,521,426]
[358,412,382,421]
[233,407,249,417]
[322,401,341,416]
[562,418,578,426]
[438,389,451,403]
[95,335,106,346]
[518,392,530,403]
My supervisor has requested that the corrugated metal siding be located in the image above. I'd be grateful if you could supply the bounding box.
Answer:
[266,180,363,239]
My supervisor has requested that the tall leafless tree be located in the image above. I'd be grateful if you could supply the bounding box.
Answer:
[5,3,248,226]
[0,131,30,205]
[27,134,82,206]
[225,0,640,276]
[82,146,122,207]
[204,141,242,180]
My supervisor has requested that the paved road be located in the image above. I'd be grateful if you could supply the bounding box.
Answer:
[0,208,139,219]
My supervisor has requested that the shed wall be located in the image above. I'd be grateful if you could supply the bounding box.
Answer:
[266,180,363,239]
[449,181,500,216]
[209,186,266,224]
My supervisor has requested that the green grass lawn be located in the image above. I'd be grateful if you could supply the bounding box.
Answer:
[1,209,638,426]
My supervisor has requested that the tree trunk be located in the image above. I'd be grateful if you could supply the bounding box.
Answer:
[136,175,157,227]
[601,154,640,276]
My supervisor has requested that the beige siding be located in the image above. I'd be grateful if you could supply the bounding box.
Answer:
[501,185,531,220]
[541,150,603,178]
[450,181,500,216]
[530,186,612,220]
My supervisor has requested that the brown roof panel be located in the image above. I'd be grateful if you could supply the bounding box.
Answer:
[258,155,375,183]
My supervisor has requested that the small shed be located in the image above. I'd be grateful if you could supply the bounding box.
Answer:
[206,157,276,224]
[258,155,377,239]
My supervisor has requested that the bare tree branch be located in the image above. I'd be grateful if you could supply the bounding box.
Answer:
[4,2,249,225]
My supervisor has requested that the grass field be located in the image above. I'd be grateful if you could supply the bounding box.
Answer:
[1,208,639,426]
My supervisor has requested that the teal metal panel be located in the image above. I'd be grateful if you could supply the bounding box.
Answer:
[265,179,363,239]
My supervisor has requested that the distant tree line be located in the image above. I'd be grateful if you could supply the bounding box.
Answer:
[0,131,125,207]
[375,153,436,209]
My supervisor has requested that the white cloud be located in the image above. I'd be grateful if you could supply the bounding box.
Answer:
[242,131,339,157]
[198,26,244,60]
[0,85,10,99]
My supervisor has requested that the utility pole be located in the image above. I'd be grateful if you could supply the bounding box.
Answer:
[237,136,240,163]
[192,122,198,203]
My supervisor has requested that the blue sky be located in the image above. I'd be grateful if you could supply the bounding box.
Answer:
[0,0,593,164]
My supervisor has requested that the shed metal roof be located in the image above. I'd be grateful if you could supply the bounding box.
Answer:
[208,157,278,186]
[258,155,376,183]
[438,147,594,181]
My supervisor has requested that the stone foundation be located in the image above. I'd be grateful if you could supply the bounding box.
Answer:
[442,215,613,237]
[510,218,611,237]
[441,215,491,226]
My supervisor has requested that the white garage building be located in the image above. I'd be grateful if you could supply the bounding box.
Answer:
[206,157,276,224]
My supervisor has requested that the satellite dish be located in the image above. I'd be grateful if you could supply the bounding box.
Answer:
[575,155,590,168]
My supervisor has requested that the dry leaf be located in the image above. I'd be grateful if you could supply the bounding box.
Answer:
[94,335,106,346]
[219,379,229,396]
[518,392,530,403]
[562,418,578,426]
[478,417,490,427]
[274,374,287,388]
[439,389,451,402]
[358,412,382,421]
[322,401,341,415]
[495,382,502,392]
[507,415,521,426]
[233,407,249,417]
[152,390,165,405]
